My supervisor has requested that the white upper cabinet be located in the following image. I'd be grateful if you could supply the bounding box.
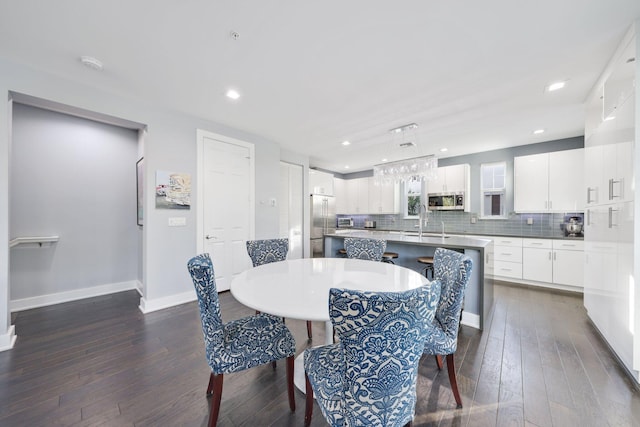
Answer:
[428,164,470,194]
[309,170,334,195]
[334,177,348,214]
[514,149,584,212]
[368,180,399,214]
[345,177,369,214]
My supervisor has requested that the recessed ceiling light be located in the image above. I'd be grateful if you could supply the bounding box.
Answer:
[381,158,388,162]
[533,129,545,134]
[79,56,103,71]
[344,165,350,169]
[440,148,448,152]
[341,141,350,146]
[546,81,566,92]
[226,89,240,100]
[604,116,616,121]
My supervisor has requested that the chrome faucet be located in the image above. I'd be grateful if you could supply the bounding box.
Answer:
[416,204,427,238]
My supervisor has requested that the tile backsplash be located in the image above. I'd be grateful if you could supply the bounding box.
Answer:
[338,211,584,238]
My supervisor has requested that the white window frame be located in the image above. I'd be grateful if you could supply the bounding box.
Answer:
[480,161,507,219]
[402,179,424,219]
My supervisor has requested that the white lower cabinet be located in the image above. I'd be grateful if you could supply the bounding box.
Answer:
[522,239,552,283]
[522,238,584,289]
[493,237,523,280]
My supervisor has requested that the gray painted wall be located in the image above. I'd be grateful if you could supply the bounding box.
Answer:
[10,104,139,300]
[0,56,287,344]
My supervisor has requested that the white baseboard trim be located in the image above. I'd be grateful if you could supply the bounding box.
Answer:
[461,311,480,330]
[135,280,143,296]
[10,280,138,312]
[138,290,196,314]
[0,325,17,352]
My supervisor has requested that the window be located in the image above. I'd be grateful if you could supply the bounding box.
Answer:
[480,162,506,218]
[403,179,423,218]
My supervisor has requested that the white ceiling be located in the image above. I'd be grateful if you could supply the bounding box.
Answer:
[1,1,639,173]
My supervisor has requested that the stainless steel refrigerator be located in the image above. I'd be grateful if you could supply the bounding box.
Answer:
[310,194,336,258]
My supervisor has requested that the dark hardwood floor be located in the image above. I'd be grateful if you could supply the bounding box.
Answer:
[1,282,639,426]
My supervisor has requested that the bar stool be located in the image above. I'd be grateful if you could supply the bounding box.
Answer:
[417,256,434,279]
[382,252,399,264]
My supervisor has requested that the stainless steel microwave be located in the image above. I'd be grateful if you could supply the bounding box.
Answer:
[428,193,465,210]
[337,217,353,228]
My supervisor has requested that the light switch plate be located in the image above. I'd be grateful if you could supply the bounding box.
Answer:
[168,217,186,227]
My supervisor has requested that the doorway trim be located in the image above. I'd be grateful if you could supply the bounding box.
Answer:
[196,129,255,255]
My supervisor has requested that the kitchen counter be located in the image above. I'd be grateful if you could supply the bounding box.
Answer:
[337,227,583,240]
[324,230,493,330]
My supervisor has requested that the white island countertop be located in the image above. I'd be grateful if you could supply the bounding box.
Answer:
[326,229,492,250]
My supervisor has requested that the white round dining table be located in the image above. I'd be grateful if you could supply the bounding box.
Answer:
[230,257,430,392]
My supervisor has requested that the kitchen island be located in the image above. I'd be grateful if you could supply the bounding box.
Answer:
[324,230,493,330]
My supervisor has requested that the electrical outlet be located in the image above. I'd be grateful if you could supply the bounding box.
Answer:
[527,217,534,225]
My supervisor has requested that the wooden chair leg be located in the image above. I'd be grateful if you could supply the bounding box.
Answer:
[208,373,224,427]
[306,320,313,340]
[445,354,463,408]
[206,372,215,396]
[304,373,314,426]
[286,356,296,412]
[435,354,444,370]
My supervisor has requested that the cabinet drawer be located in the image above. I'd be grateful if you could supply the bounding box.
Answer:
[493,237,522,247]
[553,240,584,251]
[494,246,522,262]
[494,261,523,279]
[522,238,552,249]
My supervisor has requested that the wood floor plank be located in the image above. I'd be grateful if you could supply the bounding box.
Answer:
[2,284,640,426]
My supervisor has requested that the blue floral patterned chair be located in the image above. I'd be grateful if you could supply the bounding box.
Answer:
[343,237,387,262]
[304,285,441,427]
[246,238,289,267]
[423,247,472,409]
[187,253,297,427]
[246,238,313,340]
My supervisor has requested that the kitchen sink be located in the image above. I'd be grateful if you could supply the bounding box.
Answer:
[403,231,450,238]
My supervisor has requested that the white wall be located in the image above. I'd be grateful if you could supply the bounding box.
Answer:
[10,104,139,305]
[0,57,295,348]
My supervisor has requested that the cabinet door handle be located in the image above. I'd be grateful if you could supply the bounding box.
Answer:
[549,200,552,209]
[608,206,619,228]
[553,251,557,261]
[586,210,592,226]
[548,251,552,260]
[609,178,622,200]
[586,187,596,204]
[531,242,544,246]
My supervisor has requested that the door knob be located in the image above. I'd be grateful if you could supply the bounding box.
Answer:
[205,235,217,240]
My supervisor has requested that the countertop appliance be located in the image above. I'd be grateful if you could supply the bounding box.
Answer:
[564,216,583,237]
[364,220,376,228]
[428,192,465,210]
[310,194,336,257]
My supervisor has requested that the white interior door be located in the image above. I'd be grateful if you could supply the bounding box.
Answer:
[199,132,254,291]
[279,162,304,259]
